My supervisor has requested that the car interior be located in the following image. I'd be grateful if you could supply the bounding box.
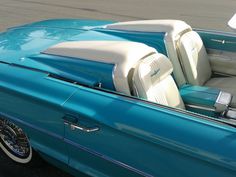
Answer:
[131,53,185,110]
[43,20,236,120]
[174,29,236,108]
[107,19,236,120]
[155,21,236,119]
[106,20,236,100]
[131,51,234,120]
[131,31,236,119]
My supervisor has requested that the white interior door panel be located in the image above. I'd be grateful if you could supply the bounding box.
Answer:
[208,49,236,76]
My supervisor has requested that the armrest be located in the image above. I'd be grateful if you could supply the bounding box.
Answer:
[180,85,232,113]
[180,85,220,108]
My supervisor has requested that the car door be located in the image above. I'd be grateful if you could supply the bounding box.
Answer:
[63,90,146,177]
[63,86,236,177]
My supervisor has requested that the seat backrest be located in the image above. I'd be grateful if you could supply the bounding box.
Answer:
[132,53,185,109]
[178,31,212,85]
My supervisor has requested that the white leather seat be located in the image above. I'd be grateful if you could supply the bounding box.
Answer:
[106,19,236,108]
[178,31,212,86]
[132,53,185,109]
[178,30,236,107]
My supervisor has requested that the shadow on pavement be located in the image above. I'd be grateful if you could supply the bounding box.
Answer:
[0,149,74,177]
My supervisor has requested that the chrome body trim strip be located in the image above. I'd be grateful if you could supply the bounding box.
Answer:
[185,104,216,112]
[64,138,153,177]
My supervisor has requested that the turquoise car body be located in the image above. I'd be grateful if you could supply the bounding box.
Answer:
[0,19,236,177]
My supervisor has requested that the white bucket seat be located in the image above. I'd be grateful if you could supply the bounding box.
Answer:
[178,30,236,107]
[132,53,185,109]
[107,20,236,107]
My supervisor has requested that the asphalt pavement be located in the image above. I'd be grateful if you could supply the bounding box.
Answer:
[0,0,235,32]
[0,0,235,177]
[0,149,73,177]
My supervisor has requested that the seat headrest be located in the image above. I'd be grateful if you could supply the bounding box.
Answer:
[134,53,173,85]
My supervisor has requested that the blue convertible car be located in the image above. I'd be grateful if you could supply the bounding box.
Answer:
[0,16,236,177]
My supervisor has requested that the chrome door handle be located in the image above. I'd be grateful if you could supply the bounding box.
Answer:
[63,114,99,133]
[70,123,99,133]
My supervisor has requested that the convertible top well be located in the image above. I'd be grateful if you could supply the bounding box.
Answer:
[43,40,156,95]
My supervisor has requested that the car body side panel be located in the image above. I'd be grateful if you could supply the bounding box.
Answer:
[0,63,78,164]
[63,86,236,177]
[29,54,116,90]
[0,61,236,176]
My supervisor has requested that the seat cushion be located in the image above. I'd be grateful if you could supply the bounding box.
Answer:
[205,77,236,107]
[178,31,212,85]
